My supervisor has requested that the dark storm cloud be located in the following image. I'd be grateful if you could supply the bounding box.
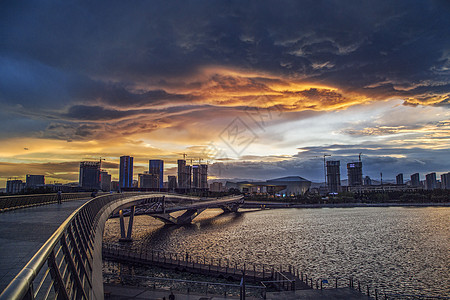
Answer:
[1,0,449,145]
[210,143,450,182]
[2,1,449,95]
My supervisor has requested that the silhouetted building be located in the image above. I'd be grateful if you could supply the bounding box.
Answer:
[185,165,192,189]
[168,176,177,190]
[149,160,164,189]
[210,182,224,192]
[326,161,341,193]
[26,175,45,188]
[227,176,311,196]
[200,164,208,189]
[441,172,450,189]
[396,173,404,185]
[363,176,372,186]
[425,172,437,190]
[138,173,159,188]
[119,156,133,188]
[410,173,420,187]
[347,162,363,186]
[79,161,101,190]
[192,165,200,188]
[177,160,187,188]
[100,171,111,191]
[6,180,24,194]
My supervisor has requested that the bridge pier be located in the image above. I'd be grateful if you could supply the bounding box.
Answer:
[119,206,135,242]
[152,208,206,225]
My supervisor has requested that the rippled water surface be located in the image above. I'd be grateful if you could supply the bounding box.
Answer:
[103,207,449,297]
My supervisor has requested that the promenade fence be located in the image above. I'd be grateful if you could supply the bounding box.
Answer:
[0,192,94,212]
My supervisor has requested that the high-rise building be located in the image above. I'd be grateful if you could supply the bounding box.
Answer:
[326,161,341,193]
[119,156,134,188]
[168,176,177,190]
[138,173,159,188]
[200,164,208,189]
[441,172,450,189]
[149,160,164,189]
[347,161,362,186]
[26,174,45,188]
[6,180,24,194]
[425,172,437,190]
[185,165,192,189]
[396,173,404,185]
[411,173,420,187]
[100,171,111,191]
[79,161,101,190]
[177,159,187,188]
[192,165,200,188]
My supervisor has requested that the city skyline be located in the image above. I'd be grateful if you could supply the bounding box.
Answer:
[1,1,449,187]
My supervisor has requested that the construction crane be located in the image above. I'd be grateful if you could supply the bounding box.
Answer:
[182,153,187,160]
[359,152,362,162]
[314,154,331,186]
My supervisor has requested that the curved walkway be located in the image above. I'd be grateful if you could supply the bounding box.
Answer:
[0,198,90,292]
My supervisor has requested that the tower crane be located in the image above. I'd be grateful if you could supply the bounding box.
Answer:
[314,154,331,186]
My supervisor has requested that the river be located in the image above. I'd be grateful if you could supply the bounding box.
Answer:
[103,206,449,297]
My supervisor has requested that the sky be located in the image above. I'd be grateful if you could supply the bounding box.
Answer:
[0,0,449,187]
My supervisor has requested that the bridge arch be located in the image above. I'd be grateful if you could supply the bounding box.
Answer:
[0,193,243,300]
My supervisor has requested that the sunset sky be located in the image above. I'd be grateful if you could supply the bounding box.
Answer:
[1,1,449,187]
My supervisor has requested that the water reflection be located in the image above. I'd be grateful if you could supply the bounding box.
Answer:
[103,207,449,297]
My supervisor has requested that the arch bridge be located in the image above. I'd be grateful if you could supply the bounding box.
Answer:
[0,193,243,300]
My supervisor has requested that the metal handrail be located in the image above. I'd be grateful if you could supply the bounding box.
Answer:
[0,192,95,212]
[0,192,140,300]
[0,192,228,300]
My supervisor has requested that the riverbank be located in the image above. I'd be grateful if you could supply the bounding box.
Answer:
[243,201,450,209]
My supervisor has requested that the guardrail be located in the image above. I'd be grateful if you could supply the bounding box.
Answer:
[0,193,231,300]
[104,273,266,299]
[0,192,144,300]
[0,192,95,212]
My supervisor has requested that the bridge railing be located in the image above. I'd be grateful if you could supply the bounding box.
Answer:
[0,192,95,212]
[0,192,145,300]
[104,273,266,298]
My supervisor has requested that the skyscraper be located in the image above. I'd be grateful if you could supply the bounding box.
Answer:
[192,165,200,188]
[149,160,164,189]
[441,172,450,189]
[177,159,186,188]
[79,161,101,190]
[396,173,404,185]
[119,156,134,188]
[185,165,192,189]
[411,173,420,187]
[326,161,341,193]
[425,172,437,190]
[200,164,208,189]
[347,161,362,186]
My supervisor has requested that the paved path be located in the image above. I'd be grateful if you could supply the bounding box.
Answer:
[0,199,90,292]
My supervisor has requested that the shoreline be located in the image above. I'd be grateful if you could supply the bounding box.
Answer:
[242,201,450,209]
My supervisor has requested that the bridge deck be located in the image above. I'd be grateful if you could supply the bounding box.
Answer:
[0,198,90,292]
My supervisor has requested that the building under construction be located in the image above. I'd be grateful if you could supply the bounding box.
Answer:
[326,161,341,193]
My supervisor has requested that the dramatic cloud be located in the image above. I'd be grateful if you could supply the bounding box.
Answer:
[0,1,449,186]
